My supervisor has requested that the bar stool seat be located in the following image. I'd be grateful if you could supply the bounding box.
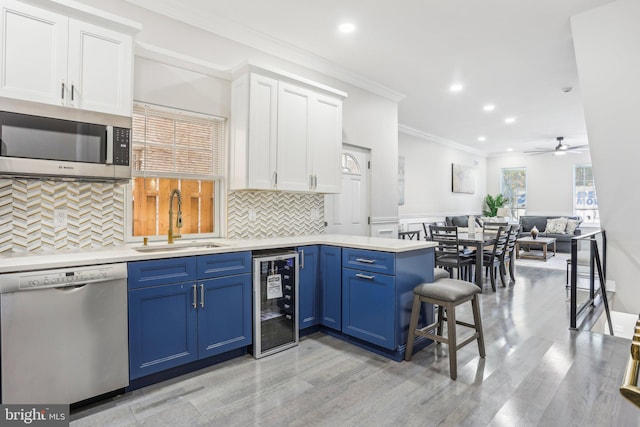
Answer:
[433,267,450,281]
[405,278,485,380]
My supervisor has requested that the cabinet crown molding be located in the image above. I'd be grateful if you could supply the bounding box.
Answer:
[233,62,348,100]
[20,0,142,33]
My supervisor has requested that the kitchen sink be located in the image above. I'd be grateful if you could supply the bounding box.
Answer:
[133,241,224,253]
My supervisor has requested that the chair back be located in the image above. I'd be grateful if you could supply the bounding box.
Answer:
[483,221,509,234]
[505,224,520,254]
[488,226,508,259]
[422,221,442,241]
[430,225,460,257]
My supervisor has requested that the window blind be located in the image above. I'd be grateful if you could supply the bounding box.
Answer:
[132,103,225,178]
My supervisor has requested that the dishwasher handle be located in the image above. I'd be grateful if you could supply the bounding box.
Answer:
[53,284,88,292]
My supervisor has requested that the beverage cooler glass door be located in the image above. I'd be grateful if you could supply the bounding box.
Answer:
[252,252,299,358]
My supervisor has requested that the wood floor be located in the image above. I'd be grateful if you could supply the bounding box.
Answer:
[71,266,640,426]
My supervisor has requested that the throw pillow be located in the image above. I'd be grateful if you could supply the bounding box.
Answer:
[565,218,581,235]
[545,217,568,234]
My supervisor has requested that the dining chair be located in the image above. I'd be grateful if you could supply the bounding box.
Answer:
[430,225,475,281]
[481,221,508,250]
[500,224,520,284]
[481,225,508,291]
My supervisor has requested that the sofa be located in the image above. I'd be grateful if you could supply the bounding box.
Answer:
[444,215,482,228]
[518,215,582,253]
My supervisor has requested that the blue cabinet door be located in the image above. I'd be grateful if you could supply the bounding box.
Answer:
[297,245,319,329]
[197,273,252,358]
[342,269,396,350]
[320,246,342,330]
[128,282,198,379]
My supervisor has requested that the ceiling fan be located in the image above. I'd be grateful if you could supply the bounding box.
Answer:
[525,137,588,155]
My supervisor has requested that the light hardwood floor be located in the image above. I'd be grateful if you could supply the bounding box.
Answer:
[71,266,640,426]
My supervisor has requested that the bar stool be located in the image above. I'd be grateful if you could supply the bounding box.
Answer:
[405,278,485,380]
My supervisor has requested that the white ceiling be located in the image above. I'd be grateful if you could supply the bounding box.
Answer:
[131,0,616,155]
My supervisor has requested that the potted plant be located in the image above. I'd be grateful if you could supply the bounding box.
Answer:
[483,194,509,217]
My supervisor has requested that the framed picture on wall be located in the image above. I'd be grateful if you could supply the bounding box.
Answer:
[452,163,475,194]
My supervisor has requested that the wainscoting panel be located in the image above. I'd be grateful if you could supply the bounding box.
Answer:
[227,191,325,239]
[0,179,126,253]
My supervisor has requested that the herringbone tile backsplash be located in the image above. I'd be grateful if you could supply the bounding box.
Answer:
[0,181,325,253]
[0,179,126,253]
[227,191,325,239]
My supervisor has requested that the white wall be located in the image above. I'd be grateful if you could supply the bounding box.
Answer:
[486,151,592,217]
[77,0,400,237]
[572,0,640,314]
[134,57,230,117]
[398,132,487,225]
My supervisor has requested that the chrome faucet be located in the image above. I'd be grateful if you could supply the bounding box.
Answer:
[168,188,183,244]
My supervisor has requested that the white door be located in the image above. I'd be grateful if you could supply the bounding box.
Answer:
[276,82,310,191]
[309,93,342,193]
[324,145,370,235]
[0,0,68,105]
[67,19,133,116]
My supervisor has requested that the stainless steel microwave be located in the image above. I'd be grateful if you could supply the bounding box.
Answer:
[0,110,131,181]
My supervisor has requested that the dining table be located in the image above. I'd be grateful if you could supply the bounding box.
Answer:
[457,231,497,289]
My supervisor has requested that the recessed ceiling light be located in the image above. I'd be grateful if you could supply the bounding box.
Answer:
[507,148,513,152]
[449,83,463,93]
[483,104,495,112]
[478,136,486,142]
[504,117,516,124]
[339,22,356,33]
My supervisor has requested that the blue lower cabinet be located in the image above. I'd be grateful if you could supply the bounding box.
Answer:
[198,274,252,358]
[128,282,199,379]
[342,269,395,350]
[128,253,253,380]
[320,246,342,330]
[297,246,320,329]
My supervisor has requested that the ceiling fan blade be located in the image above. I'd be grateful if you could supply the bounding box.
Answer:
[524,150,551,155]
[565,145,589,151]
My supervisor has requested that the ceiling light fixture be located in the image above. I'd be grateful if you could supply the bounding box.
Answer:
[449,83,463,93]
[478,136,486,142]
[507,148,513,152]
[504,117,516,124]
[483,104,495,112]
[338,22,356,33]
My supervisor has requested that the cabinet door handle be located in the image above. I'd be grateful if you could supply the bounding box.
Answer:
[71,84,75,101]
[309,175,314,189]
[355,258,375,264]
[356,273,375,280]
[314,175,318,189]
[273,171,278,187]
[192,285,197,308]
[200,284,205,308]
[61,82,65,100]
[299,249,304,269]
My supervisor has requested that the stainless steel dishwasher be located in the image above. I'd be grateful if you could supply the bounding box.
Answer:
[0,263,129,404]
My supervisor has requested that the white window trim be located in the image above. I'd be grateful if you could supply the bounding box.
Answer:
[125,102,226,243]
[574,164,600,226]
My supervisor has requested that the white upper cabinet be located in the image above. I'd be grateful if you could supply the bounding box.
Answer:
[309,93,342,193]
[0,0,134,116]
[67,19,132,116]
[276,81,311,192]
[230,66,346,193]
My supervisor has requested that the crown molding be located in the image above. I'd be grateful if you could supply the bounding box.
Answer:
[398,124,488,157]
[135,41,232,80]
[125,0,406,103]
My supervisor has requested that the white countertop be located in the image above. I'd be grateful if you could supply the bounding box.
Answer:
[0,234,437,273]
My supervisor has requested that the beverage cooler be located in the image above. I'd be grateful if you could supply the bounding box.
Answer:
[252,250,299,358]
